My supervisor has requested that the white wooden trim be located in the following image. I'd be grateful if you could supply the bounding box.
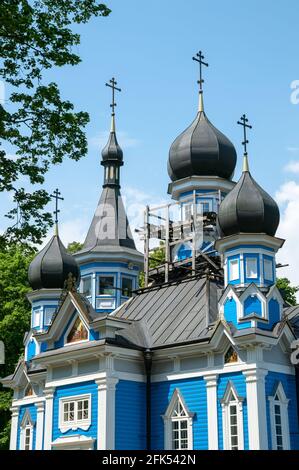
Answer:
[204,375,218,450]
[9,406,19,450]
[35,402,44,450]
[243,369,268,450]
[43,387,55,450]
[52,435,95,450]
[162,389,194,450]
[96,377,119,450]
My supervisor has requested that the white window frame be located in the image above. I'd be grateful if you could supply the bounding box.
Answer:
[20,410,35,451]
[81,276,92,297]
[221,382,244,450]
[245,257,258,279]
[229,259,239,281]
[264,258,274,281]
[59,394,91,433]
[163,389,194,450]
[269,382,290,450]
[32,308,42,328]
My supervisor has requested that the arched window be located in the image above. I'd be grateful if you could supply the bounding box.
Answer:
[163,389,194,450]
[221,382,244,450]
[269,383,290,450]
[20,410,35,451]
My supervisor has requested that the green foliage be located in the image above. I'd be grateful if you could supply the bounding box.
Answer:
[139,243,165,287]
[67,241,83,254]
[0,242,35,449]
[276,277,299,306]
[0,0,110,244]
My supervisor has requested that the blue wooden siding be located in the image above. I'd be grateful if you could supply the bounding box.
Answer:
[17,404,37,450]
[115,380,146,450]
[258,298,280,331]
[224,297,251,330]
[265,372,299,450]
[26,338,36,361]
[217,372,249,450]
[244,296,262,317]
[151,377,208,450]
[52,381,98,448]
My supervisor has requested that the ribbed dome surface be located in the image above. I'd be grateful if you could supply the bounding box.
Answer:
[101,131,123,163]
[218,168,280,237]
[28,234,80,290]
[168,106,237,182]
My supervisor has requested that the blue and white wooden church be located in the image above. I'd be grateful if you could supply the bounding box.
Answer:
[2,58,299,451]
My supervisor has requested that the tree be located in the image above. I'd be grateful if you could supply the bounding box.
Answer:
[67,241,83,254]
[276,277,299,306]
[0,1,110,244]
[0,242,36,449]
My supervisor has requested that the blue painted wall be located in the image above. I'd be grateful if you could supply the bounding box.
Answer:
[115,380,146,450]
[17,404,37,450]
[265,372,299,450]
[217,372,249,450]
[151,377,208,450]
[52,381,98,448]
[26,338,36,361]
[244,295,262,317]
[224,297,251,330]
[258,298,280,331]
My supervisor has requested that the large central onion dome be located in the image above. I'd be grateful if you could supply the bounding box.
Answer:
[168,94,237,182]
[28,233,80,290]
[218,155,280,237]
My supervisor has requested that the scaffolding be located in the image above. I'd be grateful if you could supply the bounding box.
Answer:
[139,190,224,287]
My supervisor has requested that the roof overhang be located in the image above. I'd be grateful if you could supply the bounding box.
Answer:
[215,233,285,254]
[168,176,236,200]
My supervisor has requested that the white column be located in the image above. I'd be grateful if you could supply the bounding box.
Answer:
[243,369,268,450]
[204,374,219,450]
[35,402,45,450]
[43,387,55,450]
[96,377,119,450]
[9,406,19,450]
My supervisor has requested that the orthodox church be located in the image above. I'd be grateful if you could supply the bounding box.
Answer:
[2,55,299,451]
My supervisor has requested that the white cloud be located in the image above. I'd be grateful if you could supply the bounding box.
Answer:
[284,160,299,174]
[41,217,89,248]
[275,181,299,292]
[90,131,140,150]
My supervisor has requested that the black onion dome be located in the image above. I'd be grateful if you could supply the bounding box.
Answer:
[218,163,280,237]
[28,234,80,290]
[101,131,123,164]
[168,102,237,182]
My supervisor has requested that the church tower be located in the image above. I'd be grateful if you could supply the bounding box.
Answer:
[167,52,237,259]
[26,194,80,360]
[75,79,143,313]
[216,116,285,331]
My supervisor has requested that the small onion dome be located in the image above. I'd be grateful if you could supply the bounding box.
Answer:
[168,94,237,182]
[101,115,123,164]
[217,155,280,237]
[28,234,80,290]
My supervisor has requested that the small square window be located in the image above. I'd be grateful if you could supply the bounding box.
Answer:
[81,277,92,297]
[229,259,239,281]
[122,277,133,297]
[264,258,273,281]
[246,258,258,279]
[32,309,41,328]
[99,276,115,295]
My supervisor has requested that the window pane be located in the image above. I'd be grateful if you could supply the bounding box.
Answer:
[99,276,114,295]
[122,277,133,297]
[264,258,273,281]
[246,258,258,279]
[229,259,239,281]
[44,307,56,326]
[82,277,92,297]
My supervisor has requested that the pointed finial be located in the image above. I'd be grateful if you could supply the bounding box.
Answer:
[50,188,64,235]
[192,50,209,112]
[105,77,121,132]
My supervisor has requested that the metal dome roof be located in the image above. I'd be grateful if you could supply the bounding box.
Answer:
[28,234,80,290]
[217,157,280,237]
[168,95,237,182]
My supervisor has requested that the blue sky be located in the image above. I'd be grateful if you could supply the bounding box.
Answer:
[2,0,299,284]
